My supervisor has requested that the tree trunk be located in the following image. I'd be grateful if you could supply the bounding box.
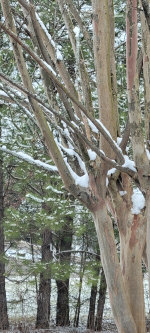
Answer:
[93,205,138,333]
[36,229,52,329]
[120,215,146,333]
[56,216,73,326]
[108,172,146,333]
[0,112,9,330]
[56,279,70,326]
[73,246,86,328]
[95,268,107,331]
[73,271,83,328]
[87,284,97,330]
[87,252,100,330]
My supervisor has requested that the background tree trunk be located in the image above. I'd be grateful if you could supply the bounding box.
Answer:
[87,252,100,330]
[87,284,97,330]
[36,229,52,329]
[56,216,73,326]
[95,268,107,331]
[56,279,70,326]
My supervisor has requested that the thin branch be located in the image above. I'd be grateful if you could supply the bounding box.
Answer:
[0,52,124,164]
[0,147,58,173]
[65,0,92,51]
[55,250,100,259]
[18,0,81,118]
[0,72,134,177]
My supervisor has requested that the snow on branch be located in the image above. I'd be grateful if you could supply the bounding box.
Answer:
[0,72,137,178]
[59,145,87,174]
[64,157,89,188]
[0,146,58,173]
[0,22,125,163]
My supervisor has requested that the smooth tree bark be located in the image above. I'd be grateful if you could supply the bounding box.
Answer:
[36,229,52,328]
[1,0,150,332]
[0,110,9,330]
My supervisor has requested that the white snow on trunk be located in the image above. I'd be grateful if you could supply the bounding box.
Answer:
[131,188,145,214]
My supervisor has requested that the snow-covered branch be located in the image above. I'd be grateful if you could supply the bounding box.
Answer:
[0,146,58,173]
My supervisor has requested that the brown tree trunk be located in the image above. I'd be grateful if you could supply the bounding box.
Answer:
[109,171,146,333]
[36,229,52,329]
[87,284,97,330]
[0,112,9,330]
[56,216,73,326]
[95,268,107,331]
[87,252,100,330]
[56,279,70,326]
[93,204,137,333]
[120,216,146,333]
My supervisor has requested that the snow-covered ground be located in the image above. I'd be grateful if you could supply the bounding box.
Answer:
[5,242,150,325]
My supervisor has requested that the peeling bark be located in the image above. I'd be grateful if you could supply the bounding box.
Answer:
[93,205,137,333]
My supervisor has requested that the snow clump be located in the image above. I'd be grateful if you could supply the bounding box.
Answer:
[131,188,145,215]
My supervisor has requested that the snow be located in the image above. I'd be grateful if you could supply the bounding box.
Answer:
[61,146,86,173]
[45,185,63,194]
[71,121,79,129]
[106,177,109,187]
[1,147,58,172]
[96,119,112,138]
[107,168,116,176]
[88,119,99,134]
[87,149,96,161]
[56,45,63,61]
[117,137,122,145]
[73,26,80,38]
[43,60,56,76]
[64,158,89,188]
[122,155,136,172]
[26,193,43,203]
[81,4,92,13]
[0,89,8,96]
[146,148,150,160]
[96,120,123,155]
[119,191,127,196]
[131,188,145,215]
[36,13,55,47]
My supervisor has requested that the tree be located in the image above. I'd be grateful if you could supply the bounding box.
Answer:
[0,0,150,332]
[94,268,107,331]
[36,228,52,328]
[56,216,73,327]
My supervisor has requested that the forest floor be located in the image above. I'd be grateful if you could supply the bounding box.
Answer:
[3,319,150,332]
[2,320,118,332]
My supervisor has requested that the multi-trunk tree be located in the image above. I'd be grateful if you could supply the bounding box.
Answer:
[0,0,150,332]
